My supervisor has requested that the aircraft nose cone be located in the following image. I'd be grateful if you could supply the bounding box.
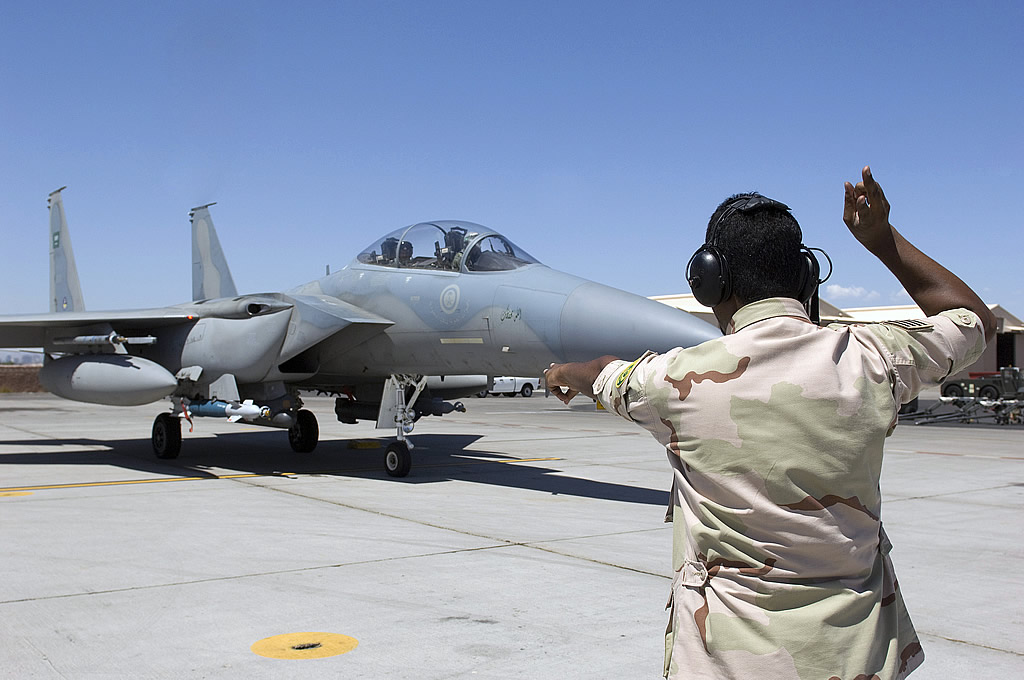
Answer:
[559,282,720,363]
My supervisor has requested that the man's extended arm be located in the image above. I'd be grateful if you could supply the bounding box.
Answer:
[843,166,997,342]
[544,355,619,405]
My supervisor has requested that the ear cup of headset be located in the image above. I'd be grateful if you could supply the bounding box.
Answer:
[689,244,819,306]
[687,245,731,307]
[796,248,820,303]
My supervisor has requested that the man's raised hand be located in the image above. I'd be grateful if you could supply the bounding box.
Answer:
[843,166,895,255]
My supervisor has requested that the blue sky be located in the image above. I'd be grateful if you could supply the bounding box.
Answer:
[1,1,1020,314]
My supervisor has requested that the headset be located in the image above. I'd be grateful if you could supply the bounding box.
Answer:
[686,195,828,315]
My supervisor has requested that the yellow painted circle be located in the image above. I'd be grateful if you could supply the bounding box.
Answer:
[251,632,358,660]
[0,492,32,497]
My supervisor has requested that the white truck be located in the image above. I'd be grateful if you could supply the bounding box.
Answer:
[481,376,541,398]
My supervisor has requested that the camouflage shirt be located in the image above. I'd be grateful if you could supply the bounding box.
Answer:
[593,297,986,679]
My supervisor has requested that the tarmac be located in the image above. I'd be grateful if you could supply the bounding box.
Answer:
[1,391,1021,679]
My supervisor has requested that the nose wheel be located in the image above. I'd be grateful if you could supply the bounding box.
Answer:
[384,441,411,477]
[378,374,427,477]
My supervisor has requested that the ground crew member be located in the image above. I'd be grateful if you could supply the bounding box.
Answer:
[544,166,996,679]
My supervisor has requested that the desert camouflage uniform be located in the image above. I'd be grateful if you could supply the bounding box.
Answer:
[593,297,986,679]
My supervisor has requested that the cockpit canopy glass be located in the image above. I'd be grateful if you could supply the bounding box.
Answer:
[356,221,540,272]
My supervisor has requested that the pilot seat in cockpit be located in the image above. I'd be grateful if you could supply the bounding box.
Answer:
[379,237,399,265]
[397,240,413,266]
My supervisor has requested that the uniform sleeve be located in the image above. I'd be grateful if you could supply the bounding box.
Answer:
[860,308,987,405]
[592,350,673,431]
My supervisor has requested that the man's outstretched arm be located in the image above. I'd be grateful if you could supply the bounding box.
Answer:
[544,356,620,405]
[843,166,997,342]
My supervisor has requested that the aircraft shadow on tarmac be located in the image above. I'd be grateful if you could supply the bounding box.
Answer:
[0,431,669,507]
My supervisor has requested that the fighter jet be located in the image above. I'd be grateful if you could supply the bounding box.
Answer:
[0,188,720,476]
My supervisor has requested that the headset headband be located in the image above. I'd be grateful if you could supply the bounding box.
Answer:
[707,195,792,245]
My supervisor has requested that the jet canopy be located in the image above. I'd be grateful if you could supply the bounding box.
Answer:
[356,221,540,272]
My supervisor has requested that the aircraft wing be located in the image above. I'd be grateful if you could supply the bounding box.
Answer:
[0,295,394,360]
[0,308,199,348]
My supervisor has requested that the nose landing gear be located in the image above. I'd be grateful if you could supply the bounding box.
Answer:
[379,374,426,478]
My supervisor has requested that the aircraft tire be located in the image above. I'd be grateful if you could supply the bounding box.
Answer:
[385,441,411,477]
[520,384,533,398]
[979,385,1000,400]
[942,384,964,398]
[288,409,319,453]
[152,413,181,459]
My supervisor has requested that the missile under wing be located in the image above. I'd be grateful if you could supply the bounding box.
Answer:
[0,195,720,476]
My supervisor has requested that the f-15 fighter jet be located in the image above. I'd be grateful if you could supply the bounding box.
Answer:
[0,188,719,476]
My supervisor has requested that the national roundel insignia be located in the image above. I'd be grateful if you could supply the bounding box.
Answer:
[440,285,460,314]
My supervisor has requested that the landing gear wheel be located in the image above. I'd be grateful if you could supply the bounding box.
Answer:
[152,413,181,459]
[942,384,964,398]
[520,384,533,398]
[385,441,411,477]
[979,385,1000,400]
[288,409,319,453]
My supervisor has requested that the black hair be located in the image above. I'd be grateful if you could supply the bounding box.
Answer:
[706,192,804,304]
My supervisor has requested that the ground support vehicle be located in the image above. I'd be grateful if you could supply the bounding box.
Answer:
[941,367,1024,400]
[479,376,541,398]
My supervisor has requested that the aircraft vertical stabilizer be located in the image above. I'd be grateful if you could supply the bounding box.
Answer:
[48,187,85,313]
[190,203,237,301]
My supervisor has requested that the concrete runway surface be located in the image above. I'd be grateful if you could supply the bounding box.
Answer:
[1,393,1021,678]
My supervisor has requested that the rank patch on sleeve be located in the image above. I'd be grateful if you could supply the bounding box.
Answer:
[885,319,933,332]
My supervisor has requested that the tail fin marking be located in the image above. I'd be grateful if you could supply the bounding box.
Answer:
[48,187,85,313]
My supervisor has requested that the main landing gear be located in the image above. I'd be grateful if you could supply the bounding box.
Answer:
[288,409,319,453]
[150,397,318,461]
[149,374,460,479]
